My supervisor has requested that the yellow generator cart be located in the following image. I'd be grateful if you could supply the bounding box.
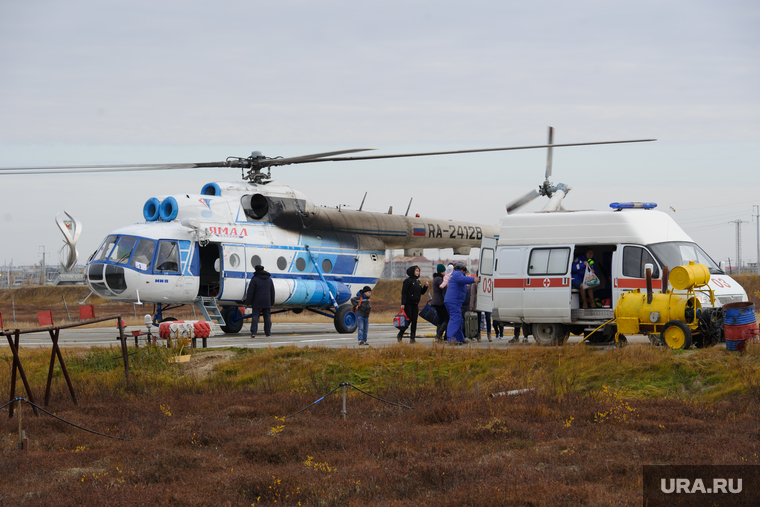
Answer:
[613,261,723,349]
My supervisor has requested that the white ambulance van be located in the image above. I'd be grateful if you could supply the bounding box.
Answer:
[476,204,747,346]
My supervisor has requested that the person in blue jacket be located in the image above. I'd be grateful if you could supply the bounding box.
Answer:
[572,247,597,308]
[443,262,479,345]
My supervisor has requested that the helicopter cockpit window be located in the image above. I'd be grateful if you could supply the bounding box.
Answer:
[130,239,155,271]
[155,240,180,273]
[108,236,138,264]
[96,235,118,261]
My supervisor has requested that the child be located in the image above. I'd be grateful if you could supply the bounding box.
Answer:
[351,286,372,345]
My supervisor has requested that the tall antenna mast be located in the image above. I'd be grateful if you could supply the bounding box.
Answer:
[754,205,760,275]
[729,219,748,274]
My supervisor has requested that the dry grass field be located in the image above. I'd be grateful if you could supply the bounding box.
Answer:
[1,278,759,505]
[2,341,760,506]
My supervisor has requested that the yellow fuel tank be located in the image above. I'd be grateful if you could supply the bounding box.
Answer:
[614,290,701,335]
[669,261,711,291]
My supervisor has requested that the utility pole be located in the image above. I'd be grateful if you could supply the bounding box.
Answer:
[39,245,46,285]
[754,205,760,275]
[729,220,748,274]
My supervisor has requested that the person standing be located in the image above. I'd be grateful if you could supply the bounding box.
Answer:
[398,265,428,343]
[244,264,275,338]
[431,264,449,341]
[351,286,372,346]
[444,262,479,345]
[572,247,598,308]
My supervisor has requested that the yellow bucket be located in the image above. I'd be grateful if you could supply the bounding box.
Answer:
[669,261,710,290]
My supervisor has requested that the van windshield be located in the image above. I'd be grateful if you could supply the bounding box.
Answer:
[648,241,723,275]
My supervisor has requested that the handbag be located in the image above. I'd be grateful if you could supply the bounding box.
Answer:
[581,265,600,289]
[393,309,409,329]
[419,299,439,325]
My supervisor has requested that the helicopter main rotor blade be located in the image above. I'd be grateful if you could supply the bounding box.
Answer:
[0,162,209,175]
[506,189,540,214]
[0,149,376,175]
[263,148,375,166]
[0,139,655,175]
[287,138,656,165]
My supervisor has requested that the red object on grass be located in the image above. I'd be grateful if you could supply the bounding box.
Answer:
[78,304,95,320]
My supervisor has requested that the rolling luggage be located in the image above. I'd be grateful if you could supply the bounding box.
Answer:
[464,311,480,339]
[419,299,439,326]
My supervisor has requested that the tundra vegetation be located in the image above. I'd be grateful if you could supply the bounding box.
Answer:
[2,340,760,506]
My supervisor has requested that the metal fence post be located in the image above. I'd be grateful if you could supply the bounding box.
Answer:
[341,384,347,419]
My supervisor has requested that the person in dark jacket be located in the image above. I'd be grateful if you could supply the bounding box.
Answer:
[431,263,448,341]
[398,265,428,343]
[444,262,479,344]
[350,286,372,346]
[244,265,275,338]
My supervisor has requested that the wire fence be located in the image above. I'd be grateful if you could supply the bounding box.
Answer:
[284,382,413,419]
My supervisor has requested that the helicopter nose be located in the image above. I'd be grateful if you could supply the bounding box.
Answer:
[87,263,128,297]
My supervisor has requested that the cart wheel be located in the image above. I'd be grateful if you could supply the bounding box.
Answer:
[660,320,692,350]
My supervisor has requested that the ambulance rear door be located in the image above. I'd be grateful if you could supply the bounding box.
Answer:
[476,237,497,312]
[492,246,529,322]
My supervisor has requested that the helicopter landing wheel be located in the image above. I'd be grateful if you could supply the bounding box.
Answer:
[660,320,692,350]
[220,306,245,334]
[334,304,357,334]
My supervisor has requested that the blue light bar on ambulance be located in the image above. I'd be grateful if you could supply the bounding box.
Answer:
[609,202,657,210]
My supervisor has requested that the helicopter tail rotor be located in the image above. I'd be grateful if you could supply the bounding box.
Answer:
[506,126,576,214]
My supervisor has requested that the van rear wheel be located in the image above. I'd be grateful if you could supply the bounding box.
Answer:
[532,323,567,346]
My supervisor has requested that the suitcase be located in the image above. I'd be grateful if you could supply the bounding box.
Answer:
[419,300,439,326]
[464,311,480,339]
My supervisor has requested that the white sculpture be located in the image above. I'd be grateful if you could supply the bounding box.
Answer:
[55,211,82,272]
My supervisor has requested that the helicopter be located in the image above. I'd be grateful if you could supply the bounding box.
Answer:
[1,133,655,335]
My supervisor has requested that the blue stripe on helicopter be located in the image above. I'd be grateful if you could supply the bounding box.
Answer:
[223,271,378,284]
[222,242,383,256]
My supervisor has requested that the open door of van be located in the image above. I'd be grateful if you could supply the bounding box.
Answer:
[476,237,497,312]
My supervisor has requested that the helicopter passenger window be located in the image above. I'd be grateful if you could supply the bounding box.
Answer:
[296,257,306,271]
[97,236,118,261]
[109,236,137,264]
[130,239,155,271]
[322,259,332,273]
[155,240,180,272]
[277,257,287,270]
[251,255,262,268]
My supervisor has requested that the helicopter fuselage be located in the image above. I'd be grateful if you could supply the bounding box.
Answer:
[85,180,498,311]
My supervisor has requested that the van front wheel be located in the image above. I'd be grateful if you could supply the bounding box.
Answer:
[532,323,567,346]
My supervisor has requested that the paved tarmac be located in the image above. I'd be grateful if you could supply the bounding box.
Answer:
[7,322,650,350]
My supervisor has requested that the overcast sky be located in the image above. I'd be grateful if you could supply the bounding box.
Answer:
[1,0,759,268]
